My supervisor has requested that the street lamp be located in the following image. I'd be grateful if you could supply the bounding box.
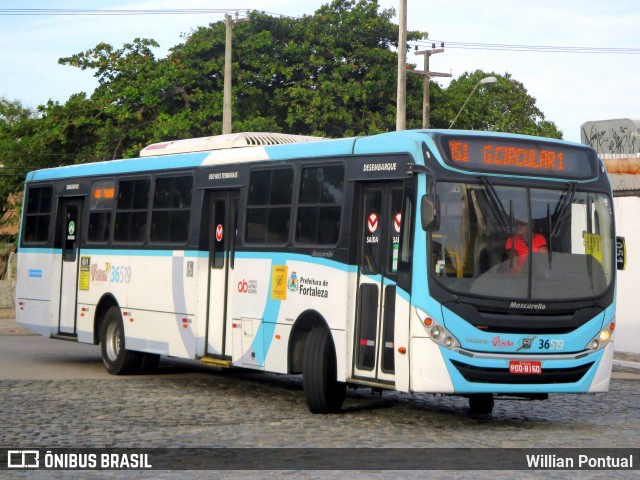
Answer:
[448,76,497,129]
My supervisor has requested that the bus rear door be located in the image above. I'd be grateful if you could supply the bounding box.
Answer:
[204,190,239,358]
[56,198,82,335]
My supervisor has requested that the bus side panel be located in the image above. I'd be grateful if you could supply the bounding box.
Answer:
[230,255,351,377]
[410,337,456,393]
[393,291,412,392]
[125,310,195,358]
[589,342,613,392]
[194,255,209,357]
[229,257,272,368]
[273,259,350,377]
[76,252,128,339]
[16,250,58,336]
[126,252,198,359]
[410,309,455,393]
[77,251,198,359]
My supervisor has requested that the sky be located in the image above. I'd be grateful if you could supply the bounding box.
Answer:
[1,0,639,143]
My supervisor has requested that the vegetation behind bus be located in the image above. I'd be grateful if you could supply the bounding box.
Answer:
[1,0,561,238]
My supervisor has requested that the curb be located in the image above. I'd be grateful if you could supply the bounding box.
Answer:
[613,359,640,371]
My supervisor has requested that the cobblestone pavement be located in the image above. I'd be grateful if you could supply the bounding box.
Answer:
[1,315,638,479]
[1,367,639,450]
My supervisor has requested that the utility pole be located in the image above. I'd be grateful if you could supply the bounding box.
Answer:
[409,47,451,128]
[222,14,233,135]
[396,0,407,131]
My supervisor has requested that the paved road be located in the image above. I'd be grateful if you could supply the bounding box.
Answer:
[1,320,638,477]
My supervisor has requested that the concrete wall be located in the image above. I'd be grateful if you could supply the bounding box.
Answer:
[0,252,16,309]
[613,196,640,354]
[581,118,640,155]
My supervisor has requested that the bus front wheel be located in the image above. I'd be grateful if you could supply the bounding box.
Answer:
[100,306,142,375]
[302,327,346,414]
[468,394,494,415]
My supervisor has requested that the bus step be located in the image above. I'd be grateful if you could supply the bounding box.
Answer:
[200,356,232,368]
[50,333,78,342]
[346,378,396,390]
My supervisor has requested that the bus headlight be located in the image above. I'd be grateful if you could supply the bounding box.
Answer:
[430,326,443,340]
[416,310,460,350]
[587,326,613,351]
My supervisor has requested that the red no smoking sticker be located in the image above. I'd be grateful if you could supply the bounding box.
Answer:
[216,224,224,242]
[367,213,378,233]
[394,212,402,233]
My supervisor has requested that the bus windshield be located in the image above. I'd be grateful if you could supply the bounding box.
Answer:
[430,181,615,301]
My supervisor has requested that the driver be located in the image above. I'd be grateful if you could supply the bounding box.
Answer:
[505,221,547,273]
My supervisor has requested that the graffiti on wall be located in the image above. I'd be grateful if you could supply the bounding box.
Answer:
[581,120,640,155]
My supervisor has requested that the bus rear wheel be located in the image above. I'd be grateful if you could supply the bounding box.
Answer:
[100,306,142,375]
[302,327,346,414]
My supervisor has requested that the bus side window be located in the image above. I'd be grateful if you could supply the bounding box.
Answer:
[296,165,344,245]
[245,168,293,245]
[114,178,149,244]
[150,175,193,244]
[87,179,115,243]
[23,186,53,244]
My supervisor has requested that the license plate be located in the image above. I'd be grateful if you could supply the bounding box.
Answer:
[509,360,542,374]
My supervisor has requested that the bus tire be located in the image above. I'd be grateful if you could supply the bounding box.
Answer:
[302,327,346,414]
[100,306,142,375]
[468,394,494,415]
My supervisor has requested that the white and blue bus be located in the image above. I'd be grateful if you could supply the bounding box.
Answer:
[17,130,623,414]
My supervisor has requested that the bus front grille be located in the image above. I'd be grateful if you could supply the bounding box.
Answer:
[450,360,594,385]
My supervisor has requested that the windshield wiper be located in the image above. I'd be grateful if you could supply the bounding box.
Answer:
[551,182,577,237]
[480,176,515,234]
[546,203,553,268]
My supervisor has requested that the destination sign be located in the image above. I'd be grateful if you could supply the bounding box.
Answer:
[93,187,115,200]
[438,135,597,179]
[90,180,116,209]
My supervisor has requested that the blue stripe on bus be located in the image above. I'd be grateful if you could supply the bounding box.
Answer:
[263,138,356,160]
[26,152,210,181]
[19,247,210,258]
[19,247,62,254]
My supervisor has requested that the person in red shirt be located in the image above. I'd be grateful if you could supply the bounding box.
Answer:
[505,221,547,273]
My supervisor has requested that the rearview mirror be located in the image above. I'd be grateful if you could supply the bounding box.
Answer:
[421,194,439,231]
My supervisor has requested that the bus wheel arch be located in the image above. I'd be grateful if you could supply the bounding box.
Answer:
[99,305,143,375]
[93,294,120,345]
[288,310,328,374]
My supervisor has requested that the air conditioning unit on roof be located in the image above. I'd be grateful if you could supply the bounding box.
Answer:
[139,132,323,157]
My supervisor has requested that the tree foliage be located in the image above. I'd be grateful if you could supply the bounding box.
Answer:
[429,70,562,138]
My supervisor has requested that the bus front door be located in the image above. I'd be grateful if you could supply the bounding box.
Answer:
[204,190,239,358]
[57,198,82,335]
[352,182,406,386]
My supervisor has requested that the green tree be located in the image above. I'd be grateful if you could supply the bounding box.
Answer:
[167,0,428,137]
[59,38,185,159]
[0,97,39,237]
[53,0,428,153]
[429,70,562,138]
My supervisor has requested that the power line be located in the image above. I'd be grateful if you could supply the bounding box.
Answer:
[416,40,640,55]
[5,9,636,54]
[0,8,252,16]
[0,8,297,19]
